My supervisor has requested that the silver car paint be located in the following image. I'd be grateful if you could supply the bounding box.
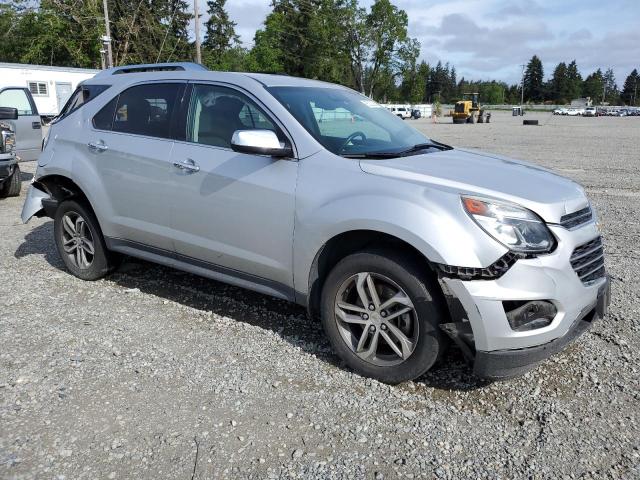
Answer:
[0,87,43,161]
[22,70,603,354]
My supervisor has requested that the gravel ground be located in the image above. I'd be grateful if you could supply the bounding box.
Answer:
[1,111,639,479]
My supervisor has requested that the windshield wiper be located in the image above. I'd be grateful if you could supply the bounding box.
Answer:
[342,141,452,159]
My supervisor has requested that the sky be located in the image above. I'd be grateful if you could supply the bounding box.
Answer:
[193,0,640,85]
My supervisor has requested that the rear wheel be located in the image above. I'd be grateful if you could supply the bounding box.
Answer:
[0,165,21,198]
[321,250,447,384]
[54,199,115,280]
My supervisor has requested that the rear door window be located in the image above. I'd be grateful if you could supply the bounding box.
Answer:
[112,83,184,139]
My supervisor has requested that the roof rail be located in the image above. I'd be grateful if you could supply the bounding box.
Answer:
[94,62,207,78]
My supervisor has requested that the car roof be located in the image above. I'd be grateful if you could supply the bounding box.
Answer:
[86,66,347,91]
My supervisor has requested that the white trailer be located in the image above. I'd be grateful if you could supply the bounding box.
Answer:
[0,62,98,117]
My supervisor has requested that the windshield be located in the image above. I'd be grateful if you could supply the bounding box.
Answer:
[267,86,431,157]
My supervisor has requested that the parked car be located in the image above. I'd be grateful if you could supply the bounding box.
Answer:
[583,107,597,117]
[22,63,610,383]
[566,108,582,116]
[389,106,411,120]
[553,107,568,115]
[0,86,43,161]
[411,108,421,119]
[0,106,20,198]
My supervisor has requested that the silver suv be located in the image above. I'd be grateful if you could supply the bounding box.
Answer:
[22,63,610,383]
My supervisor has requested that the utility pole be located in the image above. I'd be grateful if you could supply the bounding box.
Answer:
[194,0,202,64]
[520,64,525,108]
[102,0,113,68]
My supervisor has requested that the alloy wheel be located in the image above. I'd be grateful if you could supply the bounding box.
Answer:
[60,212,95,269]
[334,272,419,366]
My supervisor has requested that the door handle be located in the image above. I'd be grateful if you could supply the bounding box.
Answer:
[87,141,108,152]
[32,122,41,130]
[173,158,200,173]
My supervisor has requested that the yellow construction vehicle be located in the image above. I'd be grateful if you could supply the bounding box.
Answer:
[452,93,482,124]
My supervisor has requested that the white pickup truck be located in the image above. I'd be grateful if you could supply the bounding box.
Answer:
[0,87,43,161]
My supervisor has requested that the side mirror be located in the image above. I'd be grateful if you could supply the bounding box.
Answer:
[231,129,292,158]
[0,107,18,120]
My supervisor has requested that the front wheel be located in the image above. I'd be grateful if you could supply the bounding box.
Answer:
[0,165,21,198]
[321,250,447,384]
[54,199,115,280]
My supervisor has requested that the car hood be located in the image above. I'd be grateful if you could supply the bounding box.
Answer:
[359,148,589,223]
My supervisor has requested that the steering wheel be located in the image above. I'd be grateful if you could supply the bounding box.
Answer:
[339,131,367,153]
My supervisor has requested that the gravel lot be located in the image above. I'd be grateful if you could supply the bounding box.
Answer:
[1,111,639,479]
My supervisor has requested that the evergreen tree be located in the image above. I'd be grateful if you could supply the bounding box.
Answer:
[582,69,604,103]
[550,62,569,103]
[566,60,582,100]
[602,68,619,104]
[523,55,544,102]
[201,0,246,70]
[621,69,639,106]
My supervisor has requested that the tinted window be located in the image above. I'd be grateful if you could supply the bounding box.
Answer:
[113,83,183,139]
[93,96,118,130]
[58,84,110,120]
[187,84,282,148]
[0,89,33,115]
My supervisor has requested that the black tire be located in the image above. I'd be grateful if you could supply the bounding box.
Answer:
[320,249,448,384]
[523,119,539,125]
[54,199,115,280]
[0,165,21,198]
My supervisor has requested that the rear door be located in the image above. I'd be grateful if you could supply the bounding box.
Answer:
[88,81,186,250]
[0,87,42,161]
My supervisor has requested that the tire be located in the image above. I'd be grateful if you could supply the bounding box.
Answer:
[523,119,539,126]
[54,199,115,280]
[320,249,448,384]
[0,165,21,198]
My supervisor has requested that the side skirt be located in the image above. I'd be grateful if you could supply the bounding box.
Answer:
[105,237,296,303]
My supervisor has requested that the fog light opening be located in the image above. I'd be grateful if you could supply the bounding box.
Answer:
[503,300,557,332]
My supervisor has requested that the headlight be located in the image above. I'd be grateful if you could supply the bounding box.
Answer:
[462,196,555,253]
[1,130,15,153]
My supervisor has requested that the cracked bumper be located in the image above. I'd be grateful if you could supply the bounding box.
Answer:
[21,184,51,223]
[473,278,610,379]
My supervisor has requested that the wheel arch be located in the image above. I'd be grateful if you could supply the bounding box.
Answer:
[306,229,447,322]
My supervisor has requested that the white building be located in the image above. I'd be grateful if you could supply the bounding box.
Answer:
[0,62,99,116]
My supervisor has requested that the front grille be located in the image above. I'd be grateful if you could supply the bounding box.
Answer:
[560,206,593,229]
[570,236,605,284]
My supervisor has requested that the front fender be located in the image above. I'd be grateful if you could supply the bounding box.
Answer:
[293,154,507,297]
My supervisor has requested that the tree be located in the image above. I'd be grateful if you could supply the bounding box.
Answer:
[582,69,604,103]
[602,68,619,104]
[365,0,410,97]
[621,69,639,106]
[523,55,544,102]
[550,62,569,103]
[566,60,582,100]
[201,0,247,70]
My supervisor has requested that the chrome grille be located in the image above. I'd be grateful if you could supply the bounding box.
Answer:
[570,236,605,284]
[560,206,593,229]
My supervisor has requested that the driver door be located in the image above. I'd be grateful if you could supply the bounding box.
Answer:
[167,84,298,297]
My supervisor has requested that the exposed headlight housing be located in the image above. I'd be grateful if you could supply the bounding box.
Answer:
[462,196,555,253]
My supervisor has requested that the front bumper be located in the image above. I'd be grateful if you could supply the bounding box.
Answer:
[474,278,610,379]
[442,221,610,378]
[21,184,52,223]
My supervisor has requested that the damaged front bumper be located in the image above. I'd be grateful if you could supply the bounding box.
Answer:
[439,220,611,379]
[21,184,54,223]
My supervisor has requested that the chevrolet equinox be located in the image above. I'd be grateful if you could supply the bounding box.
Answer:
[22,63,610,383]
